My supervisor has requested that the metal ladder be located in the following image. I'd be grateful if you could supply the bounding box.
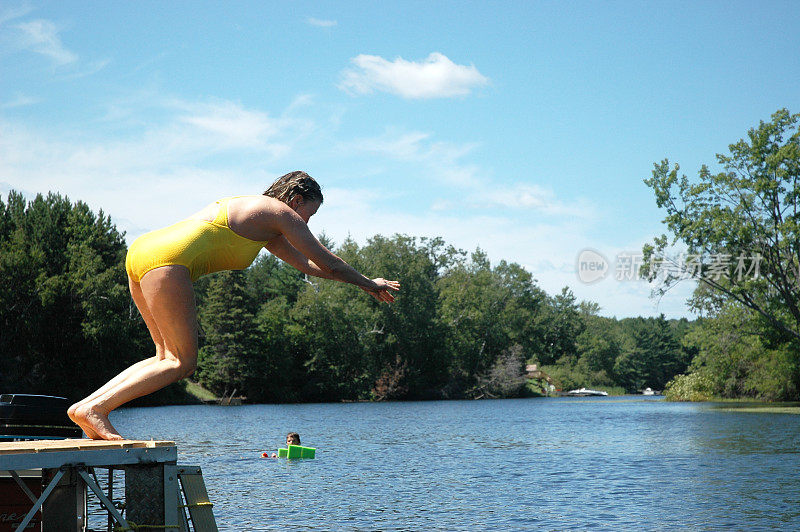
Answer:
[176,466,218,532]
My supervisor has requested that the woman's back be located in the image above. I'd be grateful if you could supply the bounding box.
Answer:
[126,197,269,282]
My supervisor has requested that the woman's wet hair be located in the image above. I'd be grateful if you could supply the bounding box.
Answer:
[287,432,301,445]
[264,171,323,205]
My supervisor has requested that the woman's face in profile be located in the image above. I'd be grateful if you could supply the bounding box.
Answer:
[290,198,321,223]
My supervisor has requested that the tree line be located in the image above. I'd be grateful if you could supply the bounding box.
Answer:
[192,238,700,402]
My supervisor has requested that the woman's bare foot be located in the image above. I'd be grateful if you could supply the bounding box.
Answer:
[68,401,101,439]
[67,402,79,424]
[73,403,124,440]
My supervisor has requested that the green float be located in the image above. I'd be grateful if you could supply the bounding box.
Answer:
[277,445,316,459]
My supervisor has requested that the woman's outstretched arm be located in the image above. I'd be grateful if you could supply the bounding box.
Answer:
[267,216,400,302]
[265,235,335,280]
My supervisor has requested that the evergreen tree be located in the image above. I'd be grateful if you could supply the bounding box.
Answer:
[196,270,262,397]
[0,191,149,399]
[613,315,688,392]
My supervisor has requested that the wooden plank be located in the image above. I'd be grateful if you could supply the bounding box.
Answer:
[0,439,175,455]
[0,444,177,471]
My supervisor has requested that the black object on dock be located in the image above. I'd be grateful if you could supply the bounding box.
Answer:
[0,394,82,440]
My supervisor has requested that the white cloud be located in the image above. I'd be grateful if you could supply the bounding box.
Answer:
[0,96,316,237]
[285,94,314,114]
[60,58,110,80]
[176,100,282,149]
[2,96,307,172]
[566,239,700,319]
[0,3,33,26]
[476,184,597,218]
[2,93,38,109]
[324,131,670,315]
[0,90,688,318]
[15,19,77,65]
[344,129,482,187]
[349,131,432,160]
[307,18,336,27]
[346,130,598,216]
[339,52,489,99]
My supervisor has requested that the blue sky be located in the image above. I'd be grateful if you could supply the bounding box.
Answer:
[2,1,799,319]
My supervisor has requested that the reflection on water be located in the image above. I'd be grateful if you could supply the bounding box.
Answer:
[102,397,800,531]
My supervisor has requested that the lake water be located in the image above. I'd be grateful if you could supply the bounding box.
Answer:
[106,397,800,531]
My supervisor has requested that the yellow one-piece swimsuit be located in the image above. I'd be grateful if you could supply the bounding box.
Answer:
[125,197,269,282]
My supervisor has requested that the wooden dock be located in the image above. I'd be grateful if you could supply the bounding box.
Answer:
[0,439,216,532]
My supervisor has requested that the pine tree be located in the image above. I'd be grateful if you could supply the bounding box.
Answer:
[0,191,149,399]
[196,270,261,397]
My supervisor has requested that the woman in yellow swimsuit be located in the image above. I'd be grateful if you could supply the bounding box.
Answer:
[68,171,400,440]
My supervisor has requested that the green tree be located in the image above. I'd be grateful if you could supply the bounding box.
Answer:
[672,304,799,400]
[494,261,547,358]
[438,250,546,396]
[288,268,374,401]
[642,108,800,342]
[438,250,511,393]
[612,315,688,392]
[534,287,584,366]
[574,305,621,385]
[196,270,262,398]
[358,235,452,399]
[250,295,297,401]
[0,191,149,399]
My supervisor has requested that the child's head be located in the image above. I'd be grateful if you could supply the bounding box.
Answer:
[286,432,301,446]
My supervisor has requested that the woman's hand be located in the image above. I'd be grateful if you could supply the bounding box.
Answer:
[360,278,400,303]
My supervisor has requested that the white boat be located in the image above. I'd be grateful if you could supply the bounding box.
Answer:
[643,387,655,396]
[566,388,608,397]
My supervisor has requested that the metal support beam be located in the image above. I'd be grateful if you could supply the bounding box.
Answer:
[108,468,115,532]
[8,469,37,502]
[164,463,180,527]
[77,468,129,528]
[14,468,64,532]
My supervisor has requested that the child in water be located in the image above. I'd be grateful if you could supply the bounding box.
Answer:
[262,432,302,458]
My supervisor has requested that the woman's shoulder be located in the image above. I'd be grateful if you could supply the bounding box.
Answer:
[227,195,287,213]
[225,195,295,239]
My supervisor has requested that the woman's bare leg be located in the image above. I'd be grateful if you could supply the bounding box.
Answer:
[69,357,160,438]
[69,357,160,413]
[72,266,198,440]
[69,276,167,438]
